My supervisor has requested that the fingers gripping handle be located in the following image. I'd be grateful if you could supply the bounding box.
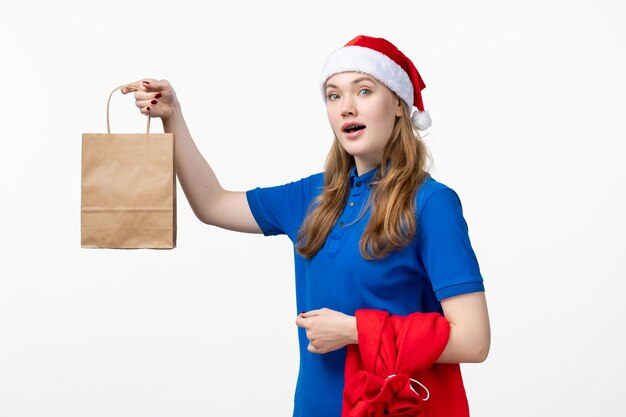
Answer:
[106,84,151,134]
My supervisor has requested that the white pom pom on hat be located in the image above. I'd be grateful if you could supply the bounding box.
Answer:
[320,35,432,131]
[410,109,432,131]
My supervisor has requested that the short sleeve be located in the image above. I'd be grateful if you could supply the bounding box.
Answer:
[417,188,485,301]
[245,174,322,240]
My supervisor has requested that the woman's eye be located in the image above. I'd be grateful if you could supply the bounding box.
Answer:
[359,88,371,96]
[328,93,339,100]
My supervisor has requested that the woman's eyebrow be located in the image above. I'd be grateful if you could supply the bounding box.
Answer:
[326,77,376,90]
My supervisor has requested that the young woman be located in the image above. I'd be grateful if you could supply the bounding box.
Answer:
[122,35,491,417]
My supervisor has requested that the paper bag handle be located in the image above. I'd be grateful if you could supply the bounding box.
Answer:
[106,84,151,134]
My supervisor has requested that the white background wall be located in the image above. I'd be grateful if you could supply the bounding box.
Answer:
[1,0,624,416]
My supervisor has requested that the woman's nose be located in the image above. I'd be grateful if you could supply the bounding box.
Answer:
[341,97,357,117]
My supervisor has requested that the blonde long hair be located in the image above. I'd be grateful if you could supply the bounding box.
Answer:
[295,95,432,260]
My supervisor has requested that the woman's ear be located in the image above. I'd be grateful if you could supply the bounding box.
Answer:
[395,99,404,117]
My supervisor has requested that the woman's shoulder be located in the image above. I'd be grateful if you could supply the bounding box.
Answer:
[415,173,460,215]
[276,171,324,188]
[309,171,325,182]
[306,171,326,190]
[417,172,454,194]
[280,171,325,199]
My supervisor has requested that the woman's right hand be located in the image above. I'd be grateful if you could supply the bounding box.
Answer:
[121,79,178,121]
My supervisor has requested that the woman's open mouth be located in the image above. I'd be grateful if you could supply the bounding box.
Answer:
[343,124,366,139]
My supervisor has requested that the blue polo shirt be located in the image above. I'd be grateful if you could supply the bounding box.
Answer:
[245,165,484,417]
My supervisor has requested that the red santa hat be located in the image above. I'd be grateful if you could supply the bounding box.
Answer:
[320,35,432,131]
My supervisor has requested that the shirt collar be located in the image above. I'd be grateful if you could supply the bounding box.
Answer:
[349,165,380,189]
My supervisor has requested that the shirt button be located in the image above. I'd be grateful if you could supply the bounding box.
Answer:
[339,221,345,227]
[356,181,362,187]
[349,201,355,207]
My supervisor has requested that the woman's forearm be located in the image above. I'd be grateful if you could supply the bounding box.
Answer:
[162,102,224,223]
[347,315,488,364]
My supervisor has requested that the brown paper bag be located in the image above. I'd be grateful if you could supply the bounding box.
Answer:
[81,84,176,249]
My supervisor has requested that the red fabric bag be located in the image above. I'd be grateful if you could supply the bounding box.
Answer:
[343,309,470,417]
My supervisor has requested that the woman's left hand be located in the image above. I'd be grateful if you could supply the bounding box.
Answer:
[295,308,357,354]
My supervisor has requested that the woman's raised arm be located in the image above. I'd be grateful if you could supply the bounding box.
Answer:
[122,79,262,234]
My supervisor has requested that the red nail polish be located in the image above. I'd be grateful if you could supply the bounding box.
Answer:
[147,106,151,111]
[155,93,162,99]
[151,100,158,104]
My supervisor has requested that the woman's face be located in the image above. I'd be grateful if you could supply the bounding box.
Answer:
[325,71,403,174]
